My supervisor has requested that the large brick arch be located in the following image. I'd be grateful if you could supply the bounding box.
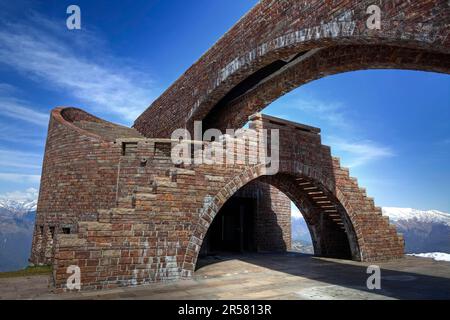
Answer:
[134,0,450,137]
[201,45,450,131]
[183,165,364,275]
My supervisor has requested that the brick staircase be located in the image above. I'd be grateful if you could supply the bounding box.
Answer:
[331,157,405,261]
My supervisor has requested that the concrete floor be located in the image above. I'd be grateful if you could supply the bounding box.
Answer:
[1,253,449,300]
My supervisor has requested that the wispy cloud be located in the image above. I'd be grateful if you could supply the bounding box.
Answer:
[0,187,38,201]
[0,173,41,184]
[271,95,393,168]
[328,137,394,168]
[0,148,43,170]
[0,13,158,123]
[286,97,351,130]
[0,93,49,127]
[437,138,450,146]
[0,126,45,146]
[0,83,16,94]
[0,83,48,126]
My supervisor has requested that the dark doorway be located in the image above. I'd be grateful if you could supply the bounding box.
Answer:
[200,196,257,257]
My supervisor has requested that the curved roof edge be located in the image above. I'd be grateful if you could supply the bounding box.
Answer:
[51,107,142,142]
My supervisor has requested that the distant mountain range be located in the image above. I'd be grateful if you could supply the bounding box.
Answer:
[0,199,36,272]
[292,207,450,256]
[0,197,449,272]
[0,199,37,215]
[382,207,450,254]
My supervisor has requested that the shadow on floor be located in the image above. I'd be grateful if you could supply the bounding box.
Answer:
[196,252,450,300]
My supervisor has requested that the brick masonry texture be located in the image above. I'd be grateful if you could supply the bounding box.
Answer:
[30,0,450,291]
[134,0,449,136]
[32,109,404,291]
[234,181,292,252]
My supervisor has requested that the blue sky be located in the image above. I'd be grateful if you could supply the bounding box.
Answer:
[0,0,448,212]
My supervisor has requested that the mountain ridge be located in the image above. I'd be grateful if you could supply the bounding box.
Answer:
[382,207,450,226]
[292,206,450,255]
[0,199,37,216]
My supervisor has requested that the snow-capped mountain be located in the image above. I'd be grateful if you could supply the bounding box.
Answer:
[0,194,37,272]
[0,188,38,218]
[292,207,450,256]
[382,207,450,227]
[382,207,450,255]
[0,199,37,216]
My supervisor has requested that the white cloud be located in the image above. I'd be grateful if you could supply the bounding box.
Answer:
[0,173,41,184]
[0,13,158,123]
[0,83,16,94]
[291,203,304,219]
[286,97,350,130]
[0,131,45,146]
[0,83,48,126]
[0,149,43,170]
[272,95,393,168]
[0,187,38,202]
[328,137,394,168]
[0,95,49,126]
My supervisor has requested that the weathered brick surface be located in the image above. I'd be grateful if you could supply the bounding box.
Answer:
[235,181,292,252]
[134,0,450,137]
[31,108,404,291]
[31,108,124,265]
[28,0,444,291]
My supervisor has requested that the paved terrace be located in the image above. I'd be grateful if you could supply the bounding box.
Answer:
[1,253,449,300]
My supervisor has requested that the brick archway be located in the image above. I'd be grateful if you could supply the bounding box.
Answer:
[32,108,405,290]
[134,0,450,137]
[182,164,364,276]
[199,45,450,132]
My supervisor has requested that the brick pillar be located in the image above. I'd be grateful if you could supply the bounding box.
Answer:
[30,224,44,265]
[237,181,291,252]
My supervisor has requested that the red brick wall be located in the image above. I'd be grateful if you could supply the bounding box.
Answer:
[256,183,292,252]
[32,108,404,291]
[236,181,291,252]
[31,108,128,265]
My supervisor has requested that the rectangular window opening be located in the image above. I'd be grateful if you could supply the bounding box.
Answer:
[122,142,138,156]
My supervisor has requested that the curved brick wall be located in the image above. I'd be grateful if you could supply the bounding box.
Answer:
[31,108,131,264]
[134,0,450,137]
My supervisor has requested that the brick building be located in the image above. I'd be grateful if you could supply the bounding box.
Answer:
[30,0,449,291]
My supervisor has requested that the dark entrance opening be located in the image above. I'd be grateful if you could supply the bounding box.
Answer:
[200,196,257,257]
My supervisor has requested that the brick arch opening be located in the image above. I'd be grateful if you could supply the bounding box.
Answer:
[258,173,360,260]
[134,0,450,138]
[199,45,450,132]
[183,166,362,276]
